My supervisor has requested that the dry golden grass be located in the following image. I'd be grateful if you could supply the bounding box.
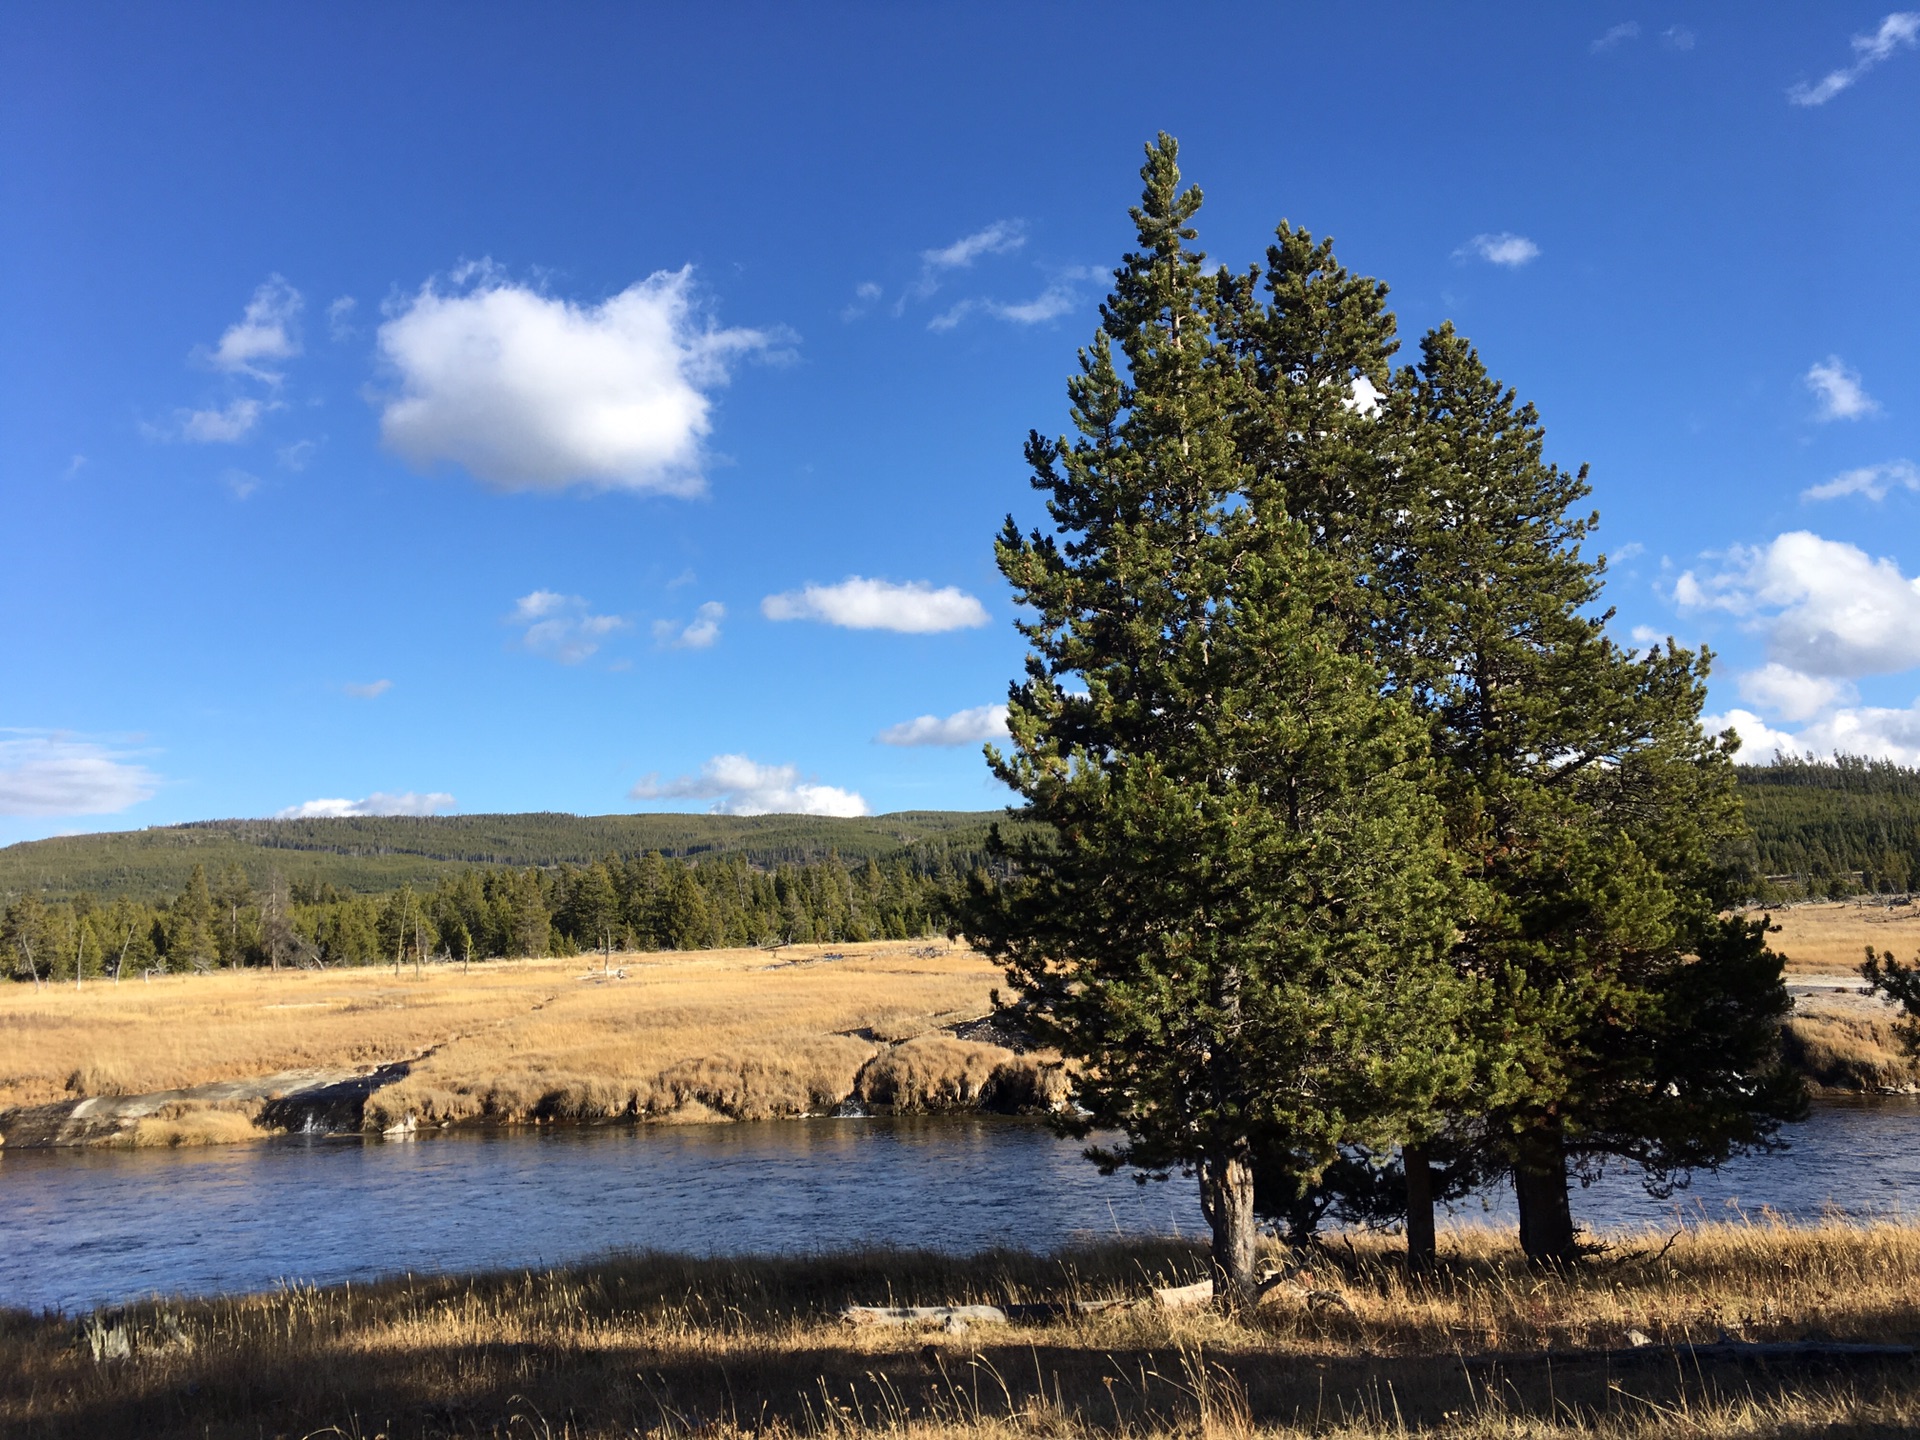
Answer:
[8,1219,1920,1438]
[0,943,1053,1138]
[1759,898,1920,976]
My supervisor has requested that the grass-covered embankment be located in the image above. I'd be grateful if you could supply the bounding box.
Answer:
[8,1221,1920,1438]
[0,941,1063,1147]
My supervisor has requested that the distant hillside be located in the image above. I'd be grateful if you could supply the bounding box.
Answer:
[1735,756,1920,895]
[0,811,1014,902]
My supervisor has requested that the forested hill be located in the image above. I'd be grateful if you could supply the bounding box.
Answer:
[10,753,1920,904]
[0,811,1013,902]
[1736,756,1920,895]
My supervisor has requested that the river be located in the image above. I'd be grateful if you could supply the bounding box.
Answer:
[4,1100,1918,1315]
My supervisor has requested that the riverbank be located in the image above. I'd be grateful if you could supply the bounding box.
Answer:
[0,942,1062,1149]
[6,1220,1920,1438]
[7,904,1920,1150]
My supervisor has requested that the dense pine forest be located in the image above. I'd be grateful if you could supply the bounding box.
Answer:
[5,755,1920,979]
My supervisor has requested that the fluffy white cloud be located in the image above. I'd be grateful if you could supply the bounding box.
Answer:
[377,266,775,494]
[1789,12,1919,106]
[1737,663,1856,722]
[652,601,724,650]
[342,679,392,698]
[761,576,989,633]
[1805,356,1879,420]
[876,704,1010,747]
[1707,701,1920,768]
[1803,460,1919,502]
[1675,531,1920,678]
[630,754,869,817]
[511,590,629,663]
[276,791,456,819]
[1455,232,1540,267]
[1590,21,1639,53]
[0,737,159,816]
[180,397,268,443]
[209,276,302,381]
[1701,709,1807,764]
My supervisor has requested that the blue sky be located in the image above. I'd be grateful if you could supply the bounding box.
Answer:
[2,5,1917,843]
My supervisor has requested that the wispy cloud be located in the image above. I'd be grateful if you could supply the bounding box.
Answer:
[840,281,883,322]
[898,221,1027,313]
[510,590,630,663]
[207,276,302,382]
[180,397,270,443]
[1454,232,1541,267]
[1802,460,1918,502]
[652,601,725,649]
[0,735,159,817]
[1789,11,1919,106]
[1590,21,1640,54]
[343,679,393,698]
[276,791,455,819]
[875,704,1010,747]
[630,753,868,816]
[1805,356,1879,420]
[761,576,989,633]
[327,295,357,341]
[1662,25,1695,51]
[378,264,780,495]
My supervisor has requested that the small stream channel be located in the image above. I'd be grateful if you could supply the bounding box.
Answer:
[4,1101,1918,1315]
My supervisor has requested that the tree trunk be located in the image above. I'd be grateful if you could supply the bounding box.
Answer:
[1197,1153,1257,1304]
[1403,1142,1436,1270]
[1513,1120,1579,1266]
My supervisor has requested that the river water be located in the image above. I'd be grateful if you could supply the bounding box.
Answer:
[5,1101,1918,1315]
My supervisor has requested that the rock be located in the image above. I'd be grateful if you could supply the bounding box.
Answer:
[1625,1329,1653,1348]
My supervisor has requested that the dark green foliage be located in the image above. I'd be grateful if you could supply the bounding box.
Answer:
[1736,755,1920,897]
[965,136,1475,1298]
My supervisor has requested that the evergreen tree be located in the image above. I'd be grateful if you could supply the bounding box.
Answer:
[966,136,1474,1301]
[1365,325,1802,1262]
[168,864,219,973]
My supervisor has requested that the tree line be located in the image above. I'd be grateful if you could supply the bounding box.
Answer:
[1734,755,1920,898]
[1,849,963,982]
[963,136,1803,1294]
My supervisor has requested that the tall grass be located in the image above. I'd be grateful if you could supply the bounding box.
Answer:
[7,1220,1920,1438]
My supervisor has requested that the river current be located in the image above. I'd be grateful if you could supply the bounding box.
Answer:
[4,1101,1918,1314]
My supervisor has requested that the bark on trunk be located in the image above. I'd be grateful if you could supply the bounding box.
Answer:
[1513,1121,1579,1266]
[1403,1142,1436,1270]
[1197,1153,1257,1304]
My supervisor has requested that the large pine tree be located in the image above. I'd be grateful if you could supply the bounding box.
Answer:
[966,136,1475,1300]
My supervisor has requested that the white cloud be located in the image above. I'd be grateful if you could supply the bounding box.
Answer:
[208,276,302,382]
[1707,700,1920,768]
[987,286,1077,325]
[0,736,159,816]
[1702,708,1808,764]
[1803,460,1919,502]
[1611,541,1646,564]
[222,469,260,500]
[652,601,724,650]
[510,590,630,663]
[1675,531,1920,678]
[1737,662,1855,722]
[1789,11,1919,106]
[1455,233,1541,267]
[377,265,776,494]
[343,679,392,698]
[1805,356,1879,421]
[630,754,869,817]
[277,438,320,470]
[276,791,456,819]
[1663,25,1695,51]
[923,221,1026,272]
[761,576,989,633]
[1630,624,1668,647]
[327,295,357,341]
[927,300,975,332]
[876,704,1010,747]
[180,397,269,443]
[1590,21,1640,53]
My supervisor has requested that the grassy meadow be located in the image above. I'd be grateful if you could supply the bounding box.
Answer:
[0,941,1064,1145]
[7,1220,1920,1438]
